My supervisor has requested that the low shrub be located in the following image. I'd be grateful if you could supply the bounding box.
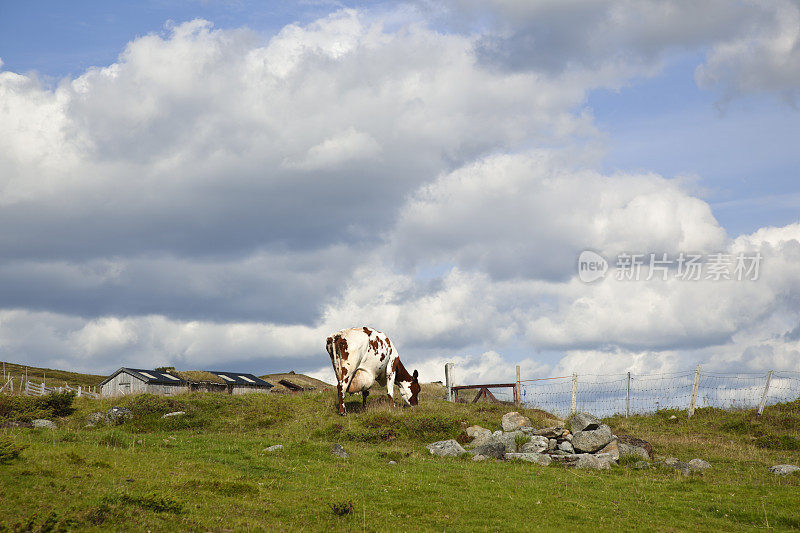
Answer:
[0,436,27,464]
[754,434,800,451]
[105,493,183,514]
[0,391,76,421]
[329,499,354,516]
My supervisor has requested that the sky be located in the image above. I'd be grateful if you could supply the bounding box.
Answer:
[0,0,798,385]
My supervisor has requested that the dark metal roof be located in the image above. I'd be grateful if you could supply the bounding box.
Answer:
[99,368,187,386]
[206,371,273,388]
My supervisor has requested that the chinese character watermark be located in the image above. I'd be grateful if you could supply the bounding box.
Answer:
[577,251,762,283]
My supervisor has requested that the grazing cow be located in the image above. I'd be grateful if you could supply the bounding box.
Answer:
[326,327,420,415]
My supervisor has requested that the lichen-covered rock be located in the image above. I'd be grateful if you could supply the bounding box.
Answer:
[501,412,532,432]
[505,453,552,466]
[520,436,549,454]
[162,411,185,418]
[85,412,106,427]
[106,407,132,425]
[472,454,489,462]
[529,426,565,438]
[470,442,506,459]
[32,419,56,429]
[426,439,467,457]
[688,458,711,471]
[617,435,652,458]
[630,461,650,470]
[264,445,283,452]
[659,458,691,476]
[769,464,800,476]
[596,439,619,460]
[569,412,601,432]
[466,425,492,441]
[495,430,525,453]
[618,442,650,460]
[572,424,613,453]
[331,443,349,458]
[558,440,575,453]
[574,454,611,470]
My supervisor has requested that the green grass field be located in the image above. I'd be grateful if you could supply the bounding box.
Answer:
[2,385,799,532]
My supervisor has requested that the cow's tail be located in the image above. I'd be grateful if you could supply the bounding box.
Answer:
[327,335,343,381]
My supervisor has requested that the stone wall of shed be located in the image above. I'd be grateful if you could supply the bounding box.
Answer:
[230,386,271,395]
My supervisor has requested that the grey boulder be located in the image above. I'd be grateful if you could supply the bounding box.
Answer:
[501,412,532,432]
[331,443,349,458]
[466,425,492,441]
[688,458,711,471]
[32,419,57,429]
[569,412,601,432]
[769,464,800,476]
[106,407,133,425]
[618,442,650,460]
[558,441,575,453]
[519,436,549,454]
[264,445,283,452]
[426,440,467,457]
[470,442,506,459]
[572,424,613,453]
[574,454,612,470]
[505,453,552,466]
[162,411,185,418]
[85,412,106,427]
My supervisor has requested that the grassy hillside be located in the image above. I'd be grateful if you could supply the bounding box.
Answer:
[0,361,106,389]
[260,372,332,392]
[1,385,799,532]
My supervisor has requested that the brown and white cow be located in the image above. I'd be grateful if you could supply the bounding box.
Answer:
[326,326,420,415]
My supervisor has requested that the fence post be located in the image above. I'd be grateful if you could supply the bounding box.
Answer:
[445,363,454,402]
[626,371,631,418]
[515,365,521,406]
[688,365,701,418]
[758,370,773,416]
[571,373,577,415]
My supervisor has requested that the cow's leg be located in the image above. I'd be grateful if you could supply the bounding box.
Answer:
[337,381,346,415]
[362,389,369,410]
[386,354,397,408]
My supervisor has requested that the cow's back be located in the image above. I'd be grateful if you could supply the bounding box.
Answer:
[327,327,392,384]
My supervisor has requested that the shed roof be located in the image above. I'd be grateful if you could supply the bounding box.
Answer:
[99,368,187,386]
[207,371,273,387]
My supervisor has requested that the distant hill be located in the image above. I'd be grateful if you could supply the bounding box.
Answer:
[0,361,106,389]
[259,372,332,392]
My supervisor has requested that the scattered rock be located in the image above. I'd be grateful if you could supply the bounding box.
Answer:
[505,453,552,466]
[501,412,532,432]
[162,411,185,418]
[769,464,800,476]
[426,440,467,457]
[331,443,349,458]
[520,436,549,454]
[688,458,711,471]
[572,424,613,453]
[569,412,601,433]
[472,454,489,462]
[470,442,506,459]
[32,419,56,429]
[547,439,557,451]
[574,454,611,470]
[85,412,105,427]
[264,445,283,452]
[669,415,677,420]
[528,426,565,438]
[496,430,525,453]
[1,421,33,428]
[466,425,492,441]
[596,439,619,461]
[659,459,690,476]
[558,441,574,453]
[630,461,650,470]
[388,460,397,465]
[618,442,649,460]
[617,435,653,458]
[106,407,133,425]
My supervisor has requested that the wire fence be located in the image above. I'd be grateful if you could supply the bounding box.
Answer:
[447,367,800,418]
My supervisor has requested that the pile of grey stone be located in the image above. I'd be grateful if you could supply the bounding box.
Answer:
[426,411,709,472]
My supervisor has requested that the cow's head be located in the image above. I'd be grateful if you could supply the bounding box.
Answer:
[398,370,420,406]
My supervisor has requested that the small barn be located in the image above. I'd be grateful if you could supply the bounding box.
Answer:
[100,368,187,397]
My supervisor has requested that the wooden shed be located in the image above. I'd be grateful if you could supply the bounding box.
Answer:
[99,368,187,397]
[207,371,273,394]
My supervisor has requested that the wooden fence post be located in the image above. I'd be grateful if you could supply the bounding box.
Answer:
[688,365,701,418]
[758,370,773,416]
[626,371,631,418]
[571,373,577,415]
[445,363,454,402]
[515,365,521,406]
